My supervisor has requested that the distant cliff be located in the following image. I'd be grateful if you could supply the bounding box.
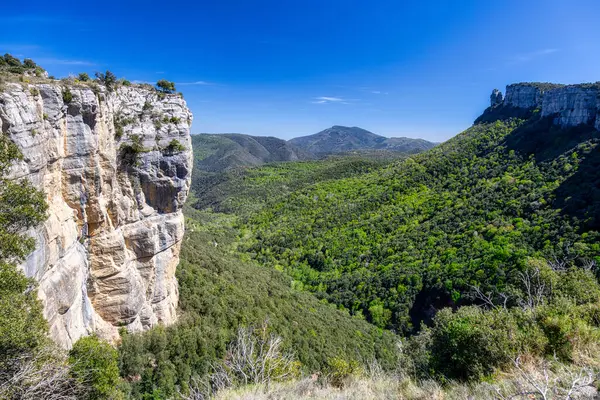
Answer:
[477,82,600,130]
[0,78,192,347]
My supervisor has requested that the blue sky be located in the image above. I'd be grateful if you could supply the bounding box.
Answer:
[2,0,599,141]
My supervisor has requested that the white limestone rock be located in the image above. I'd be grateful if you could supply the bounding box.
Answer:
[503,84,544,109]
[0,81,192,348]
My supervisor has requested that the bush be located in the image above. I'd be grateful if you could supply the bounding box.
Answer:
[62,87,73,104]
[429,307,519,381]
[164,139,186,154]
[69,335,120,400]
[23,58,37,69]
[156,80,175,94]
[0,263,48,361]
[326,357,362,388]
[95,70,117,90]
[119,134,146,165]
[3,53,21,67]
[78,72,90,82]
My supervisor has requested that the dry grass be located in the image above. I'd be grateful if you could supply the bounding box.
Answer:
[210,357,599,400]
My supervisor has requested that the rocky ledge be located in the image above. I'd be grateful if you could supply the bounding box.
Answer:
[0,81,192,347]
[479,82,600,130]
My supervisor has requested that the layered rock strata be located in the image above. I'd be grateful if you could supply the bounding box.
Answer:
[0,81,192,347]
[487,82,600,130]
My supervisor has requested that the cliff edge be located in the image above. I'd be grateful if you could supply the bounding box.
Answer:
[477,82,600,130]
[0,78,192,347]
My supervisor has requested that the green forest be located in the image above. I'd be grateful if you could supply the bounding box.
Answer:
[2,53,600,398]
[124,113,600,396]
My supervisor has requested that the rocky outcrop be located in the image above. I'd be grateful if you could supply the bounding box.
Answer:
[490,89,503,107]
[0,81,192,348]
[483,82,600,129]
[503,83,546,109]
[541,85,600,130]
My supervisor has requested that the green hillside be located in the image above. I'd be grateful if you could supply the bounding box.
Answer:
[191,153,404,216]
[240,116,600,332]
[117,204,399,397]
[191,133,306,173]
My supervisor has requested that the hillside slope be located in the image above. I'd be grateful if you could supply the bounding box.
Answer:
[117,206,399,397]
[241,84,600,333]
[289,125,436,155]
[191,154,405,215]
[192,133,308,173]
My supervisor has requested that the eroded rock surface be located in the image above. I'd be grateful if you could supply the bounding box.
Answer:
[0,82,192,347]
[484,82,600,129]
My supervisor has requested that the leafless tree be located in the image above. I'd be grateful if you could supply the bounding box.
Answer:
[469,284,510,310]
[0,346,83,400]
[517,266,549,310]
[492,357,597,400]
[211,322,298,392]
[581,258,596,272]
[180,377,212,400]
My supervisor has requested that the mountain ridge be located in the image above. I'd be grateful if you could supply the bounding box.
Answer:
[288,125,437,155]
[193,126,436,174]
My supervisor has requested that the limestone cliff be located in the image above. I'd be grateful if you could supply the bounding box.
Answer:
[480,82,600,130]
[0,81,192,348]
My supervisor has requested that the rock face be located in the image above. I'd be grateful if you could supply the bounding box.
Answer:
[490,89,503,107]
[484,83,600,129]
[0,82,192,348]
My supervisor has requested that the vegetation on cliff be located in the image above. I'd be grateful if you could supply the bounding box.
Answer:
[0,132,122,399]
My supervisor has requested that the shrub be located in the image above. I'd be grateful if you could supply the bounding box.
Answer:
[118,78,131,86]
[555,268,600,305]
[164,139,186,154]
[69,335,120,400]
[119,134,146,165]
[0,263,48,361]
[326,357,362,388]
[429,307,519,381]
[162,116,181,124]
[78,72,90,82]
[156,79,175,94]
[95,70,117,90]
[23,58,36,69]
[62,87,73,104]
[3,53,21,67]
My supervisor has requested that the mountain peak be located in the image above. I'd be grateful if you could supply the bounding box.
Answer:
[289,126,435,155]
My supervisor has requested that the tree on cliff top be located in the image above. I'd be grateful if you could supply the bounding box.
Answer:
[156,79,176,93]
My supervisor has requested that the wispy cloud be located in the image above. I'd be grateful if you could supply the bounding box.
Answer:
[311,96,353,104]
[507,48,559,65]
[177,81,212,86]
[37,58,96,66]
